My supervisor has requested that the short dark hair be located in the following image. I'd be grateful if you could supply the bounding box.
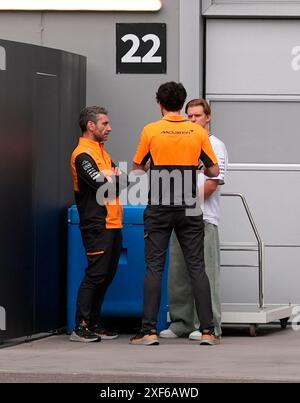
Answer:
[185,98,211,116]
[79,106,108,133]
[156,82,187,112]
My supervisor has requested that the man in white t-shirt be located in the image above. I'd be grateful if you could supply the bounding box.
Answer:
[160,98,228,342]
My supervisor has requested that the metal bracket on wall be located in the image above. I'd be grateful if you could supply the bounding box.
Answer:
[0,306,6,331]
[36,72,57,77]
[0,46,6,70]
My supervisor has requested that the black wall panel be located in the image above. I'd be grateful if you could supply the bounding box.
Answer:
[0,39,86,340]
[0,41,35,339]
[33,74,60,333]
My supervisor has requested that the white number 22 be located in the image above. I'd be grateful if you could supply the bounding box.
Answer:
[121,34,162,64]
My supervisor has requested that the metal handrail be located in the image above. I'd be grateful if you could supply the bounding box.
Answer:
[221,193,265,309]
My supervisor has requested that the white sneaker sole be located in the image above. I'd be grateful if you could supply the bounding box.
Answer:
[159,330,178,339]
[69,331,100,343]
[189,333,202,341]
[99,334,119,340]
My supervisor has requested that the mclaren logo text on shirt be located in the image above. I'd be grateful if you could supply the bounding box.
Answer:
[161,130,194,135]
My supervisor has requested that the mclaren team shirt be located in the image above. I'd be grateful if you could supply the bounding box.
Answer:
[71,137,123,230]
[133,115,218,208]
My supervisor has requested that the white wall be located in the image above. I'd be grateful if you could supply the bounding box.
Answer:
[207,18,300,305]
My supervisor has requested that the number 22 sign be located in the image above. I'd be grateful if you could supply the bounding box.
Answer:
[116,23,166,74]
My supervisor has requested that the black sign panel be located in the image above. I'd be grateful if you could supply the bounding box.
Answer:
[116,23,166,74]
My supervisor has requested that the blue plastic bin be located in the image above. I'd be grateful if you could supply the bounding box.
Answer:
[67,205,169,333]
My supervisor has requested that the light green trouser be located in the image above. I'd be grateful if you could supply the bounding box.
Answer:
[168,223,222,337]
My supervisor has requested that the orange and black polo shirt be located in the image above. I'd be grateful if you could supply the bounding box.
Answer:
[133,115,218,207]
[71,137,123,230]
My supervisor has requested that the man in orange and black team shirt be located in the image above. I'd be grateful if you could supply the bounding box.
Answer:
[130,82,220,346]
[70,106,124,343]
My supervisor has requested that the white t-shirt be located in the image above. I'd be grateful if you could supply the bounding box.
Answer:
[198,135,228,226]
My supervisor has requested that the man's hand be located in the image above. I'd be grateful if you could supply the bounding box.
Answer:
[113,166,122,176]
[204,163,219,178]
[144,159,151,172]
[132,161,149,174]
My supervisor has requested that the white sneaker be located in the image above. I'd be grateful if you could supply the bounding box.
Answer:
[189,330,202,341]
[159,328,179,338]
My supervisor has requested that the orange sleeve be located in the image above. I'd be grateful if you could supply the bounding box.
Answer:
[200,131,218,168]
[133,128,151,165]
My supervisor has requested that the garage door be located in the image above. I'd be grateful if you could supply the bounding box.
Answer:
[206,19,300,305]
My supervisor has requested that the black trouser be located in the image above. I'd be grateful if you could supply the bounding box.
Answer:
[75,227,122,327]
[142,206,214,333]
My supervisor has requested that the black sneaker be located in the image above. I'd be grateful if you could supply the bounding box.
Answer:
[69,324,101,343]
[89,324,119,340]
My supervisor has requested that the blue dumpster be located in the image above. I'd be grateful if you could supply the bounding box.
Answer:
[67,205,169,333]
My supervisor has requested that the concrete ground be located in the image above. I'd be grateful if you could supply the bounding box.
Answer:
[0,326,300,383]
